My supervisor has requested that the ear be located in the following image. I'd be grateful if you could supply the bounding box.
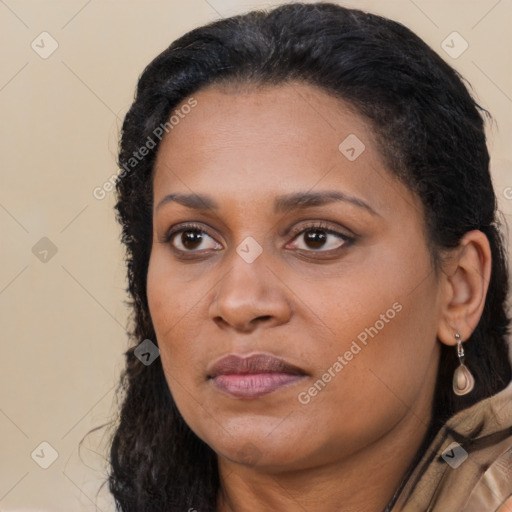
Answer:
[437,230,492,346]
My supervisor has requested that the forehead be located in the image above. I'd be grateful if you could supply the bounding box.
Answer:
[152,81,418,221]
[157,81,372,157]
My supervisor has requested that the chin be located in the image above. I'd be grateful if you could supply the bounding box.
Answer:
[205,426,314,470]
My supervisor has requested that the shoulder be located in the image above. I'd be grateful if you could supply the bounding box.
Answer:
[392,380,512,511]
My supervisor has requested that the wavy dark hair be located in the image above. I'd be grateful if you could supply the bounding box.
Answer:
[108,2,512,511]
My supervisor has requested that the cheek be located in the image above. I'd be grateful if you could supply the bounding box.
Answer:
[288,293,438,461]
[147,253,189,372]
[147,250,214,397]
[298,243,439,412]
[147,248,205,336]
[314,281,438,416]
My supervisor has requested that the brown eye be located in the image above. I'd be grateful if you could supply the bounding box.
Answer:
[179,229,204,250]
[167,225,222,252]
[303,229,328,249]
[288,224,352,252]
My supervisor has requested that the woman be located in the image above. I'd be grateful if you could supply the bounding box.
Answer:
[109,2,512,510]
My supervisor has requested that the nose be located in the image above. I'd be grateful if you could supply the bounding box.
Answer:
[208,248,292,333]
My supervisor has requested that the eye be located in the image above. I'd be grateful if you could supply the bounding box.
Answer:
[286,222,353,252]
[163,221,353,255]
[165,223,222,252]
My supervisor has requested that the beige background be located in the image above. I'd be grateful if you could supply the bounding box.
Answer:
[1,1,511,510]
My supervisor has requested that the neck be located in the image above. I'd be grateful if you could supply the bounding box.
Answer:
[217,403,432,512]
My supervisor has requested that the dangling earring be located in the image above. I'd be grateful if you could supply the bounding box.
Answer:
[452,333,475,396]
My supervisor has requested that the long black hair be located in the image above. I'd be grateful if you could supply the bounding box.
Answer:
[108,3,511,510]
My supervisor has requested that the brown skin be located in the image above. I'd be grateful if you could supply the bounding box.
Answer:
[147,82,491,512]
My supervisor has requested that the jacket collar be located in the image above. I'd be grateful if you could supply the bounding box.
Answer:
[392,379,512,511]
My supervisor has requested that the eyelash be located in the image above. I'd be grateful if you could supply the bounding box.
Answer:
[163,221,355,256]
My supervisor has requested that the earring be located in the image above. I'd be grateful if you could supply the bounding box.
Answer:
[452,333,475,396]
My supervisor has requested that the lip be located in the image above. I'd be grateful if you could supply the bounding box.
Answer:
[207,353,307,399]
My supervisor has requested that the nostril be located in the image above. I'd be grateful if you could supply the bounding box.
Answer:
[254,315,272,323]
[214,316,229,328]
[213,314,274,330]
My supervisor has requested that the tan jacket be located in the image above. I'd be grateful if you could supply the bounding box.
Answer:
[392,380,512,511]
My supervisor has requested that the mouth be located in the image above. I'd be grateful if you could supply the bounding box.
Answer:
[207,353,307,399]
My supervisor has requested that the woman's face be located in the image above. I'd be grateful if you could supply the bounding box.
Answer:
[147,82,444,470]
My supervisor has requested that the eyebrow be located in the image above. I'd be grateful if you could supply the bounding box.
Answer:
[156,190,380,216]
